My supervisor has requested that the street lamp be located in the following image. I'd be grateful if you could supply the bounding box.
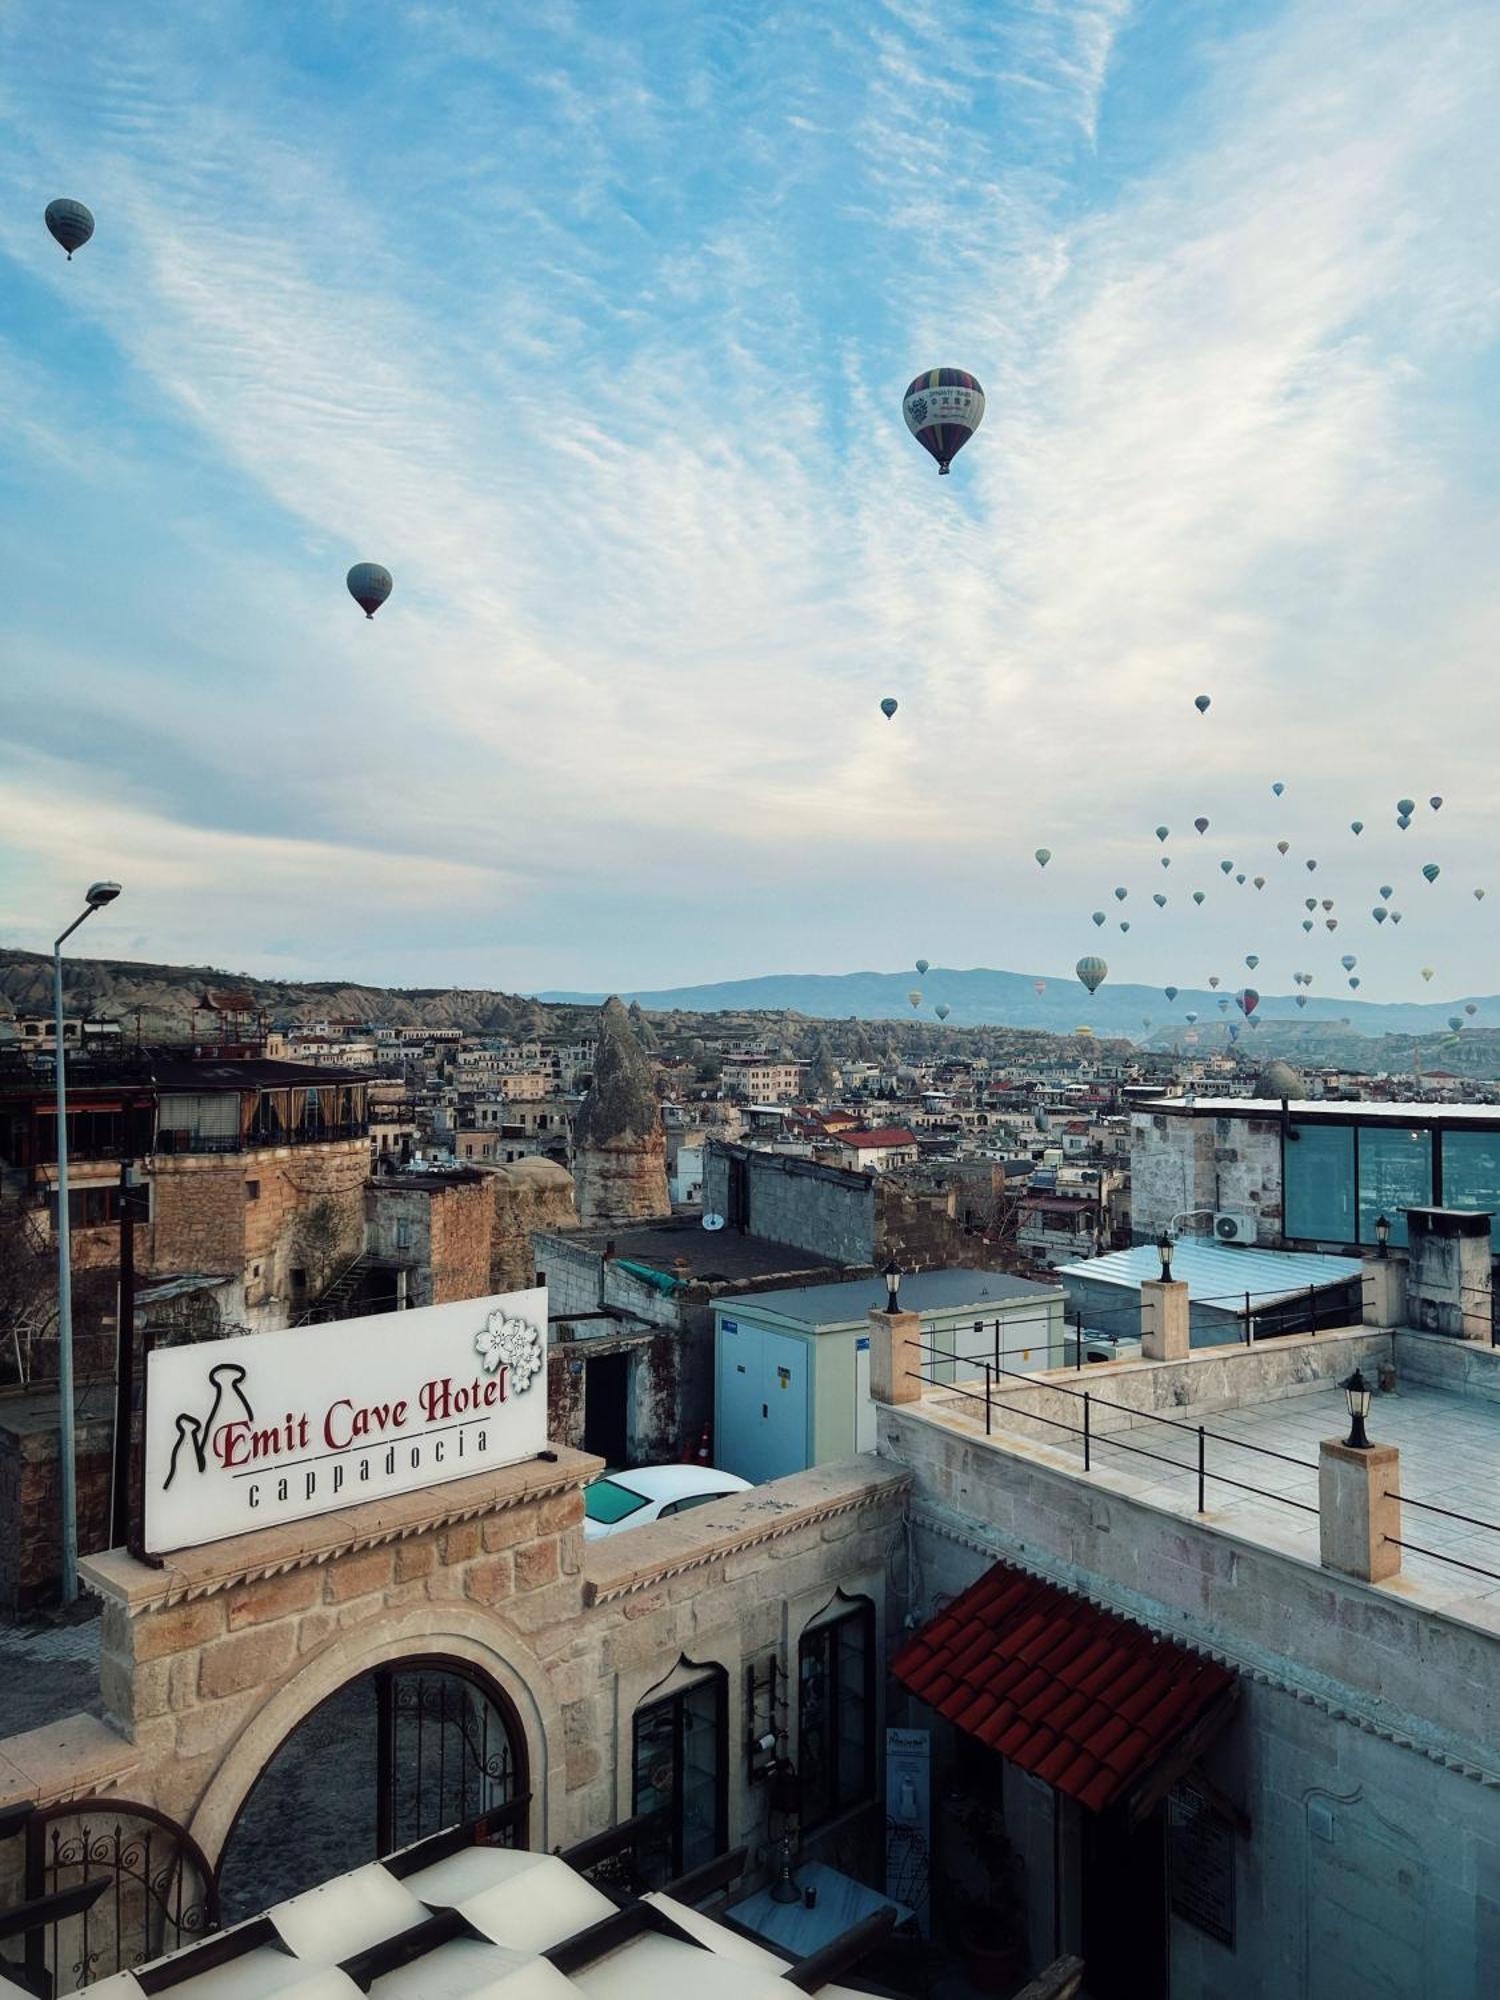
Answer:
[1157,1232,1174,1282]
[53,881,121,1605]
[1375,1215,1390,1259]
[1342,1367,1373,1450]
[883,1258,902,1314]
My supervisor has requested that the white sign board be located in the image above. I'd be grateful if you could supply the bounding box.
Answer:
[144,1288,548,1554]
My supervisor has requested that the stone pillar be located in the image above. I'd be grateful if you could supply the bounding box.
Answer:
[869,1310,922,1406]
[1360,1252,1407,1330]
[1139,1279,1190,1361]
[1319,1438,1401,1582]
[1405,1209,1491,1341]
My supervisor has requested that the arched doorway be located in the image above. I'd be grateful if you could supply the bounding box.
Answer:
[215,1657,528,1922]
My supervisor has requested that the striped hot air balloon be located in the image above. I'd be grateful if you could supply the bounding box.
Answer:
[903,369,985,474]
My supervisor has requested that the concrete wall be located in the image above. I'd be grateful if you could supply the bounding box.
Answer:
[1394,1327,1500,1406]
[1130,1112,1283,1245]
[703,1144,875,1265]
[881,1387,1500,1999]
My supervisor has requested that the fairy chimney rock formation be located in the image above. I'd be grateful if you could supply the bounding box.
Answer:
[573,997,670,1224]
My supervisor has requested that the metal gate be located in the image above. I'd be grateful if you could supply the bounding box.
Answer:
[24,1799,217,1994]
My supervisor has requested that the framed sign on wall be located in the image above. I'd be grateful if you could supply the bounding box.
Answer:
[143,1288,548,1554]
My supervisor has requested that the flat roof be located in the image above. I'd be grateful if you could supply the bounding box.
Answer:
[721,1266,1059,1327]
[1056,1240,1363,1307]
[1139,1098,1500,1122]
[546,1218,845,1283]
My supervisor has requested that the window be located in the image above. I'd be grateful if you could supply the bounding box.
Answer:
[49,1185,121,1230]
[394,1218,413,1252]
[246,1179,260,1202]
[798,1596,875,1827]
[631,1662,727,1886]
[1284,1122,1355,1243]
[1357,1126,1432,1247]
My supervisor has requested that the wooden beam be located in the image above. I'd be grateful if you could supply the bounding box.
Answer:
[1125,1683,1240,1825]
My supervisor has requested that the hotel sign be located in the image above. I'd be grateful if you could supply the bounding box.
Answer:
[143,1288,548,1554]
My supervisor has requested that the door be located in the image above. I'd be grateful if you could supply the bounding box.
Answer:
[584,1349,630,1467]
[717,1321,808,1483]
[759,1330,809,1480]
[1082,1800,1168,2000]
[717,1317,763,1481]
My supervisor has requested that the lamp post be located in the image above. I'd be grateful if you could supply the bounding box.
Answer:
[1342,1367,1373,1450]
[1157,1231,1174,1283]
[1375,1215,1390,1259]
[53,881,121,1605]
[883,1258,902,1314]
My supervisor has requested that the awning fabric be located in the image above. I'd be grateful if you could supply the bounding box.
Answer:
[892,1560,1234,1813]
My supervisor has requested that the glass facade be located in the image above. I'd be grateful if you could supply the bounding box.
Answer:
[1356,1127,1432,1248]
[1284,1123,1356,1243]
[1439,1130,1500,1247]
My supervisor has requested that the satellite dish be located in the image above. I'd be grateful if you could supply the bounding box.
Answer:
[702,1213,726,1232]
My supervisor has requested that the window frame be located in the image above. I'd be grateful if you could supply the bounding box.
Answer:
[797,1595,877,1830]
[630,1660,728,1884]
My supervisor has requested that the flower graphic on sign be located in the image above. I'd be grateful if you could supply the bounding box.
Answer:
[907,394,928,424]
[475,1309,544,1392]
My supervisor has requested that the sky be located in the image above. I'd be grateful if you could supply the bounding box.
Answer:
[2,0,1499,1004]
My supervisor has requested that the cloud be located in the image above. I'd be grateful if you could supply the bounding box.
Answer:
[1,0,1498,997]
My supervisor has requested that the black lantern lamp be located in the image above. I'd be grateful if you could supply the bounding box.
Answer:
[1375,1214,1390,1259]
[883,1258,902,1314]
[1342,1367,1374,1450]
[1157,1232,1174,1283]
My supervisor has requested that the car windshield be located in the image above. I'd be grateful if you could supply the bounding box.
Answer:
[584,1477,650,1525]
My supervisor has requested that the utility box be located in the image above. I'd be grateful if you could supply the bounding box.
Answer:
[713,1268,1063,1484]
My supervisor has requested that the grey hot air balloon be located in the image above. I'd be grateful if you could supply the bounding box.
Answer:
[1220,860,1233,875]
[1466,1003,1477,1017]
[1272,781,1285,797]
[1164,985,1178,1001]
[1246,955,1259,969]
[45,198,94,259]
[935,1002,950,1021]
[1075,956,1107,995]
[1155,825,1170,842]
[1449,1016,1464,1032]
[1296,995,1308,1008]
[1193,891,1206,905]
[1349,977,1361,990]
[1341,955,1356,971]
[1430,796,1443,811]
[1092,911,1106,927]
[1153,893,1167,908]
[1208,976,1221,989]
[1035,848,1051,867]
[1397,798,1415,817]
[1351,820,1364,835]
[1194,817,1209,835]
[1277,841,1290,856]
[1253,875,1266,889]
[1372,908,1387,924]
[915,959,929,975]
[1185,1010,1198,1024]
[1306,859,1318,873]
[1302,920,1314,932]
[1379,885,1393,900]
[1194,695,1211,714]
[881,698,899,719]
[347,563,393,618]
[1475,888,1486,901]
[1114,886,1128,902]
[1390,911,1403,925]
[1119,921,1131,933]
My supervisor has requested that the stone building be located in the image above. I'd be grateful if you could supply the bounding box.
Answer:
[570,1000,669,1226]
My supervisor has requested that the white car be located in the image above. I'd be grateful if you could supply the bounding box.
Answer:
[583,1464,753,1540]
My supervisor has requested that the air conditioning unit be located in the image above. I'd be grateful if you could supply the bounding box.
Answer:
[1213,1211,1257,1244]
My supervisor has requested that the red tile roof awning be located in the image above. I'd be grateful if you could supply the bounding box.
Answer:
[892,1560,1235,1814]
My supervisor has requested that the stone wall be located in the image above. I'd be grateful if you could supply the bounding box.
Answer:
[1129,1111,1283,1245]
[702,1144,875,1264]
[0,1402,115,1612]
[488,1159,577,1293]
[53,1453,906,1883]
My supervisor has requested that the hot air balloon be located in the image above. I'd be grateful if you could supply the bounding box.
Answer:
[1092,911,1106,927]
[1153,893,1167,908]
[1185,1012,1199,1024]
[1379,886,1393,901]
[1390,911,1403,925]
[1208,976,1221,990]
[1114,887,1128,902]
[1119,920,1131,934]
[1076,956,1107,995]
[1397,798,1415,817]
[347,563,393,618]
[1237,989,1259,1016]
[1034,847,1050,867]
[881,698,899,720]
[44,198,94,259]
[1305,899,1317,912]
[1321,899,1334,913]
[915,959,929,975]
[1236,874,1246,886]
[1421,968,1434,982]
[1372,908,1387,924]
[1161,857,1172,869]
[1302,920,1314,932]
[903,369,985,474]
[1220,860,1233,876]
[1228,1023,1241,1042]
[1246,955,1260,969]
[1194,695,1211,714]
[1351,821,1364,835]
[1396,814,1411,830]
[1306,859,1318,873]
[1164,986,1179,1002]
[1349,977,1360,990]
[1341,955,1356,971]
[1272,781,1284,796]
[1193,891,1206,905]
[1253,876,1266,890]
[1194,817,1209,835]
[1430,796,1443,811]
[1475,888,1486,902]
[1296,995,1308,1008]
[1423,863,1441,884]
[1141,1017,1153,1030]
[1155,826,1170,842]
[1466,1003,1477,1017]
[909,990,922,1008]
[1326,919,1338,932]
[1217,998,1230,1014]
[935,1002,950,1021]
[1449,1016,1464,1032]
[1277,841,1290,856]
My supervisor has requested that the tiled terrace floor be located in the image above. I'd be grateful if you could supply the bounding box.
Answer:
[935,1377,1500,1613]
